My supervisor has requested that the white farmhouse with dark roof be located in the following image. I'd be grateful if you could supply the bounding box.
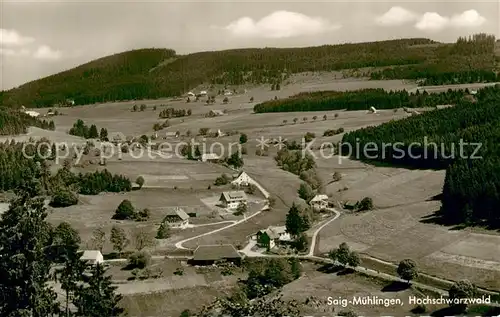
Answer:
[163,207,190,229]
[231,171,251,187]
[219,191,248,209]
[309,194,329,210]
[201,153,220,162]
[80,250,104,265]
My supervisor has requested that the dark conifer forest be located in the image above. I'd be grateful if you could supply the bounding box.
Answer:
[0,108,55,135]
[340,85,500,227]
[253,88,469,113]
[1,34,497,108]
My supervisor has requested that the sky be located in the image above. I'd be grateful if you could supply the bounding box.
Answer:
[1,0,498,90]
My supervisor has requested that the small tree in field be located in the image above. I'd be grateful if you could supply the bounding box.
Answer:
[283,119,288,125]
[397,259,418,285]
[328,242,360,269]
[132,227,155,251]
[110,225,128,256]
[112,199,135,220]
[239,133,248,144]
[135,176,145,189]
[156,222,170,239]
[298,183,314,202]
[312,116,318,121]
[356,197,373,212]
[293,118,298,124]
[323,114,327,121]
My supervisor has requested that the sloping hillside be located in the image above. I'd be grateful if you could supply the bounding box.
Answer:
[1,35,496,108]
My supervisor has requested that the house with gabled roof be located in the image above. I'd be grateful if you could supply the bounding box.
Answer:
[201,153,220,163]
[80,250,104,265]
[231,171,251,187]
[309,194,329,210]
[255,226,291,250]
[163,207,190,228]
[219,191,247,209]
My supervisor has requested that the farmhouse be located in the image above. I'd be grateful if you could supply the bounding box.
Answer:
[163,207,190,229]
[164,131,179,138]
[190,244,242,266]
[309,194,329,210]
[219,191,248,209]
[24,110,40,118]
[80,250,104,265]
[255,226,291,250]
[343,200,357,210]
[208,109,225,117]
[231,171,252,187]
[201,153,220,162]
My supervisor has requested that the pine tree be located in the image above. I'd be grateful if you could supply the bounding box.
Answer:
[89,125,99,139]
[285,203,305,237]
[99,128,108,141]
[73,264,124,317]
[55,250,86,317]
[0,192,60,316]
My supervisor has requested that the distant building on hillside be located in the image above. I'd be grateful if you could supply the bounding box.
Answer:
[189,244,242,266]
[208,109,225,117]
[201,153,220,163]
[163,207,190,229]
[24,110,40,118]
[219,191,248,209]
[80,250,104,265]
[309,194,329,210]
[164,131,179,138]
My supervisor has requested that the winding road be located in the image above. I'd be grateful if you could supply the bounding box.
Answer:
[174,205,267,250]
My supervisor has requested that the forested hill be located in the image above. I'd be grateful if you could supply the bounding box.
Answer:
[1,34,496,108]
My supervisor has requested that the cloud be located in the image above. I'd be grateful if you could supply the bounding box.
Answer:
[0,48,31,57]
[223,11,341,39]
[415,12,450,32]
[376,6,418,26]
[450,9,486,28]
[375,7,487,32]
[0,29,35,46]
[33,45,62,60]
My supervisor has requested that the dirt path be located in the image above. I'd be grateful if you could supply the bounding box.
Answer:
[308,208,340,256]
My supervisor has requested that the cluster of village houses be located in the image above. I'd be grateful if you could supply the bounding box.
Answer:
[79,171,333,267]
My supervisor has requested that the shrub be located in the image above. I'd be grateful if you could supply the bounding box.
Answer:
[174,267,184,275]
[136,208,150,221]
[214,173,231,186]
[156,222,170,239]
[50,189,78,207]
[128,251,151,269]
[304,132,315,143]
[135,176,145,188]
[113,199,135,220]
[239,133,248,144]
[357,197,373,211]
